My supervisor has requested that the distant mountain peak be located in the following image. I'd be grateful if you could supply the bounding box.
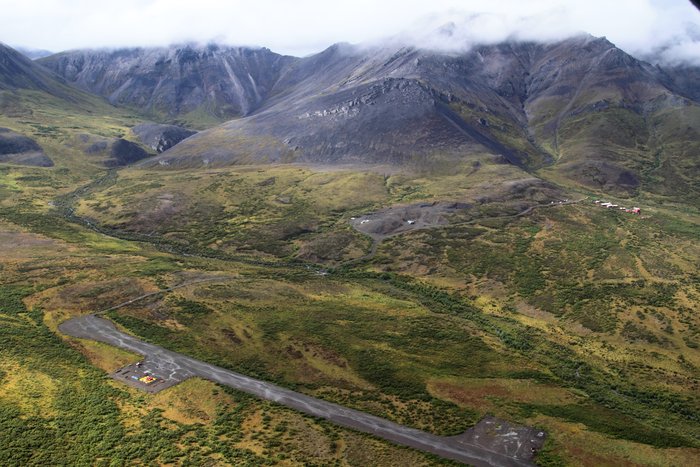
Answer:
[39,44,297,126]
[0,42,66,94]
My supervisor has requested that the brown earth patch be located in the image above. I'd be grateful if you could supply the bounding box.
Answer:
[351,201,472,239]
[0,222,77,259]
[429,378,577,408]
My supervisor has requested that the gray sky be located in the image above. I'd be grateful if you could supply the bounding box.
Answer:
[2,0,699,63]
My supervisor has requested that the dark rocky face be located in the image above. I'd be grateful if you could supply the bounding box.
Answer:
[108,138,151,166]
[131,123,196,153]
[0,127,42,154]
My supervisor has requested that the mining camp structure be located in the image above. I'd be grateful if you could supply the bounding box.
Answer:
[595,200,640,215]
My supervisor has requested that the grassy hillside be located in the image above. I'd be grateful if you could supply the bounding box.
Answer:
[72,159,557,262]
[534,102,699,204]
[3,88,152,165]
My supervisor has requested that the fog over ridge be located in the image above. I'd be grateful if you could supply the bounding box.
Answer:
[1,0,699,65]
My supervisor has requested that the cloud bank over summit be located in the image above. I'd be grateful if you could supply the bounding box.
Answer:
[385,3,700,65]
[1,0,699,64]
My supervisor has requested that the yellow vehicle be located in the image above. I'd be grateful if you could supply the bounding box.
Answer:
[139,375,157,384]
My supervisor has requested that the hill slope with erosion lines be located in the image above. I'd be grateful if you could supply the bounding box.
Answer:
[133,36,699,200]
[39,44,296,128]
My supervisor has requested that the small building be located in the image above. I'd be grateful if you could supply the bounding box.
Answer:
[632,207,641,214]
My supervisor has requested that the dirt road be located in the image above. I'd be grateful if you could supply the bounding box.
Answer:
[60,314,543,466]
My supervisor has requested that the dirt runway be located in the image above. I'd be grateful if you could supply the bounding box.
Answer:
[60,314,544,466]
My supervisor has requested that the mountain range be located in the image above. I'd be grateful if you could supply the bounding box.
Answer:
[2,35,699,199]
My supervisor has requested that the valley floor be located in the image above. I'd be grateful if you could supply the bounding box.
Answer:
[1,158,698,467]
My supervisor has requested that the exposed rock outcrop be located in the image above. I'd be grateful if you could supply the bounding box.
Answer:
[132,123,196,153]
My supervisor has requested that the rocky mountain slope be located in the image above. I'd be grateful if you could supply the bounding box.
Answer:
[142,36,697,199]
[39,44,296,127]
[0,42,85,101]
[30,37,700,198]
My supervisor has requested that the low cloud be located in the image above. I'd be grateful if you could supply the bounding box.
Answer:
[1,0,699,65]
[386,2,700,66]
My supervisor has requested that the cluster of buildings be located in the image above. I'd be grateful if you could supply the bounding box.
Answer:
[594,200,641,214]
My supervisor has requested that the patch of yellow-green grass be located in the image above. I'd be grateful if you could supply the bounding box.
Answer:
[108,378,238,431]
[0,360,58,418]
[292,169,389,210]
[0,170,22,191]
[72,339,141,373]
[158,290,374,389]
[341,430,442,467]
[80,231,142,253]
[305,283,429,317]
[172,107,228,130]
[531,414,700,467]
[384,157,530,202]
[233,396,441,466]
[73,164,391,259]
[73,159,546,262]
[37,275,160,332]
[0,164,93,209]
[0,88,148,177]
[236,409,267,455]
[294,228,373,264]
[83,164,390,218]
[149,378,234,425]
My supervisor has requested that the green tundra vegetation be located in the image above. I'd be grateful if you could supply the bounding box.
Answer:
[0,84,698,466]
